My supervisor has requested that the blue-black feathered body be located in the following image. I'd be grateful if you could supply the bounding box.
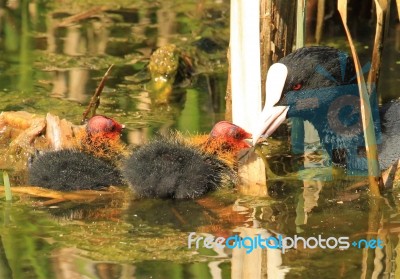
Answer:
[277,46,399,173]
[379,99,400,170]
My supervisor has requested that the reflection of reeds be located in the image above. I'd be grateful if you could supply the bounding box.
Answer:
[0,186,125,206]
[56,6,107,27]
[338,0,382,196]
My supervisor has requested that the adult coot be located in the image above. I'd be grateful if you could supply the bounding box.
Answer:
[252,46,400,173]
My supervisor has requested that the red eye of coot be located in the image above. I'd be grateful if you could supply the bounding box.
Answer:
[292,83,302,90]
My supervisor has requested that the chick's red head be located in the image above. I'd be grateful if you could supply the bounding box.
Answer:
[209,121,252,150]
[86,115,124,140]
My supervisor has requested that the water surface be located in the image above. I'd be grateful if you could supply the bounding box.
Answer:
[0,1,399,278]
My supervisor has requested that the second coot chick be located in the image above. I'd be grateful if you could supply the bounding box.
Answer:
[123,121,251,199]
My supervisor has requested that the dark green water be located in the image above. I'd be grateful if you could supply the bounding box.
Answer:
[0,1,400,278]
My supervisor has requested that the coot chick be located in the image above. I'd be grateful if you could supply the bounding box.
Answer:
[252,46,400,173]
[123,121,251,199]
[28,150,123,191]
[78,115,127,162]
[28,115,124,191]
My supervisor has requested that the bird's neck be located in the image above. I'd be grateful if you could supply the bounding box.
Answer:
[76,131,127,163]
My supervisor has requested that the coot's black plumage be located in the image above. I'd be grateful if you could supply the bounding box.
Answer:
[29,150,123,191]
[123,138,233,199]
[378,99,400,170]
[253,46,400,173]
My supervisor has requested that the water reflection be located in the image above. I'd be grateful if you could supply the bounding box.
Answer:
[51,248,129,279]
[50,70,90,103]
[0,0,229,142]
[0,176,398,278]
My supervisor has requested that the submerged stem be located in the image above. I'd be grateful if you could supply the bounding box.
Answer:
[3,171,12,201]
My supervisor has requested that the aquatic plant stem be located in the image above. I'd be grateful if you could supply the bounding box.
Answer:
[338,0,382,197]
[81,64,114,124]
[231,0,274,193]
[259,0,296,100]
[367,0,388,95]
[3,171,12,201]
[292,0,307,154]
[397,0,400,19]
[230,0,261,131]
[315,0,325,44]
[296,0,306,48]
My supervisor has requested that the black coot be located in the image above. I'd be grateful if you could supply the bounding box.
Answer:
[252,46,400,173]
